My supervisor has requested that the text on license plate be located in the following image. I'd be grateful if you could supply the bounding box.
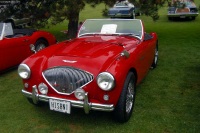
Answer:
[49,99,71,114]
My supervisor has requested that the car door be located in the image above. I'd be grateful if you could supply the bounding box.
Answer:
[0,36,32,70]
[136,41,151,77]
[132,37,153,83]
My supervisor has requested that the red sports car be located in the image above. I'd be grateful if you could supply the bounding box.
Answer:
[18,19,158,122]
[0,23,56,72]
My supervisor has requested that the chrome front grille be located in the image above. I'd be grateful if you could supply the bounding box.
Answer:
[43,67,93,94]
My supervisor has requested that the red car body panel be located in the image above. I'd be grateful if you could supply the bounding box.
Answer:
[0,30,56,72]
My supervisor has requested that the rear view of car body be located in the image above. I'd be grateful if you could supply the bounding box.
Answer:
[108,7,135,18]
[168,0,199,20]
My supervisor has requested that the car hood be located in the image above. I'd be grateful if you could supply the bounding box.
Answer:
[30,36,139,76]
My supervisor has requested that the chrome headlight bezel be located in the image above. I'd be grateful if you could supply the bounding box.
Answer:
[18,64,31,79]
[97,72,115,91]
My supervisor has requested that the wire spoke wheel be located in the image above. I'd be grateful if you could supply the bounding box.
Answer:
[36,43,46,51]
[154,47,158,64]
[151,43,158,68]
[126,81,134,113]
[35,39,48,52]
[113,72,136,123]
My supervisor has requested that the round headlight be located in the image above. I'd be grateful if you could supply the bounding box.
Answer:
[18,64,31,79]
[38,83,48,95]
[97,72,115,91]
[74,88,85,100]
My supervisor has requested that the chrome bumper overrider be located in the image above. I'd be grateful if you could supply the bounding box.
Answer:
[21,86,114,114]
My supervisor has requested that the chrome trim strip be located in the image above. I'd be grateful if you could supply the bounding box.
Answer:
[22,89,114,112]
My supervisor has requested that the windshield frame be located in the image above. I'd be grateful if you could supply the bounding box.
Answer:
[77,19,144,40]
[0,23,5,40]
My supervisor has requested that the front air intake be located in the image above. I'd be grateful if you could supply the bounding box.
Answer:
[43,67,93,95]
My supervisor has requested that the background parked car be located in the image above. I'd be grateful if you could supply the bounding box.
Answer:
[4,16,31,28]
[108,0,138,19]
[168,0,199,20]
[0,23,57,72]
[0,0,32,28]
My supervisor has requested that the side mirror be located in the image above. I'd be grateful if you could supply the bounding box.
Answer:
[120,50,130,58]
[30,44,36,53]
[144,33,153,41]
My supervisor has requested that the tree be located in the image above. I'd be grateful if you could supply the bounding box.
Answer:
[50,0,85,39]
[0,0,166,39]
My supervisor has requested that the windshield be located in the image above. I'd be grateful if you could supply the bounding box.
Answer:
[0,23,4,40]
[0,23,13,40]
[115,2,128,7]
[78,19,143,40]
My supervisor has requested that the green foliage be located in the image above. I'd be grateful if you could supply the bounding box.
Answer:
[0,0,169,38]
[1,0,167,27]
[102,6,109,17]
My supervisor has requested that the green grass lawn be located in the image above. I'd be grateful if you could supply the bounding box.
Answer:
[0,3,200,133]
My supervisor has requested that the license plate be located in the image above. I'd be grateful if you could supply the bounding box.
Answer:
[49,99,71,114]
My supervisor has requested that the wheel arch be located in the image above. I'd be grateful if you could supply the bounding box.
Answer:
[35,37,49,46]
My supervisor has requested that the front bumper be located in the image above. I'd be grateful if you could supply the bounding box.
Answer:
[22,85,114,114]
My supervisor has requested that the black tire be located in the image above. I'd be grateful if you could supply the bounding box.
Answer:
[137,12,141,16]
[35,39,48,52]
[151,43,158,69]
[191,16,196,20]
[113,72,136,123]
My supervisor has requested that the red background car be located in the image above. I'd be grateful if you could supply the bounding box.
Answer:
[0,23,57,72]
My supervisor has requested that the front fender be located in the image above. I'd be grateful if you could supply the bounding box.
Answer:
[103,55,134,106]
